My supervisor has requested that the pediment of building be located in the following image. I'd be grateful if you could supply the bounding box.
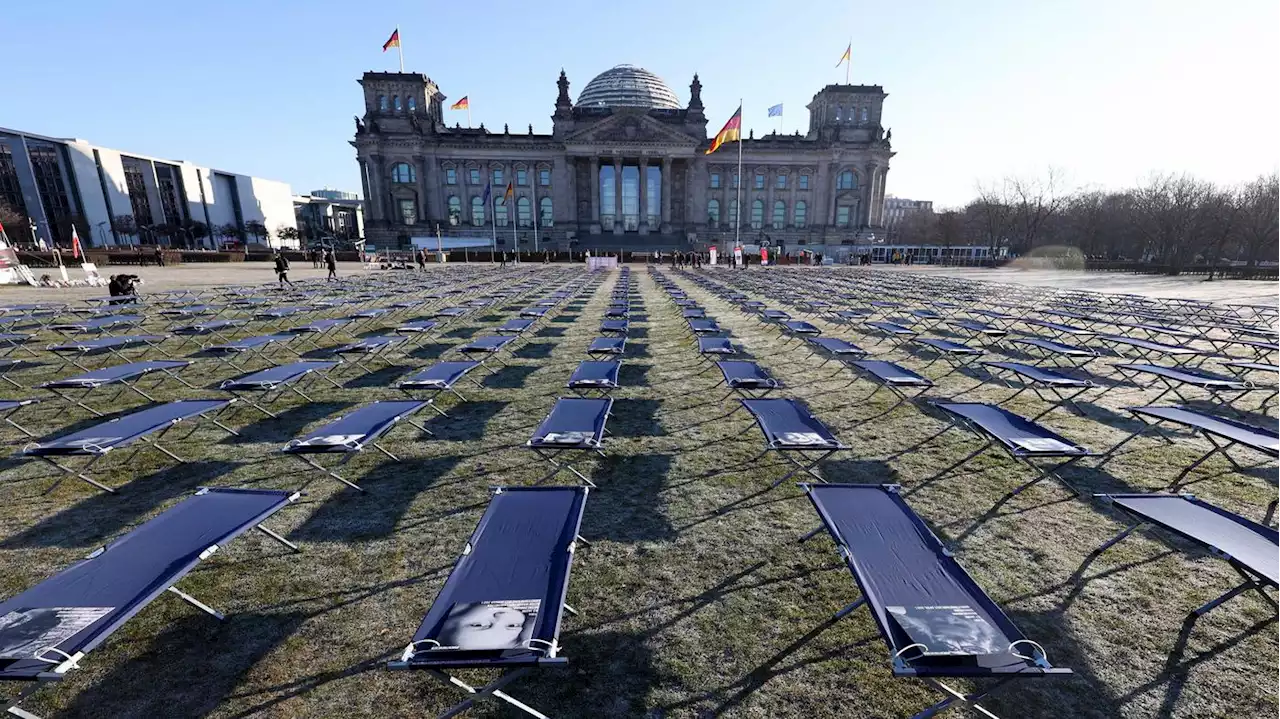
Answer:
[564,110,699,147]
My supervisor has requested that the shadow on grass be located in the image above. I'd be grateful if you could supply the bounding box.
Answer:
[442,326,479,339]
[57,611,307,719]
[609,398,664,437]
[484,364,540,389]
[550,314,580,324]
[226,402,355,445]
[536,326,567,338]
[820,458,899,484]
[618,363,651,388]
[1,460,240,549]
[419,400,508,441]
[289,455,464,542]
[583,454,675,543]
[341,364,410,389]
[514,342,556,360]
[408,343,452,361]
[517,630,661,719]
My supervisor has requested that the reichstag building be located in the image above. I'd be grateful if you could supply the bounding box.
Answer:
[352,64,894,252]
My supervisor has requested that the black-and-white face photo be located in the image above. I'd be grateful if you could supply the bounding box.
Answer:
[435,600,540,651]
[0,607,113,660]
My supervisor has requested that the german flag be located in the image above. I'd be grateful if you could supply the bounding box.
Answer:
[705,105,742,155]
[450,96,469,111]
[503,183,514,201]
[382,28,401,52]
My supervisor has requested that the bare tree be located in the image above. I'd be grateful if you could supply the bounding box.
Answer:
[1007,167,1068,252]
[1233,172,1279,268]
[1128,173,1219,274]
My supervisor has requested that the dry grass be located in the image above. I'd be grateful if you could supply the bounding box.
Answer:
[0,265,1275,719]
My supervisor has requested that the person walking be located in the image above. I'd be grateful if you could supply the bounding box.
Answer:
[153,245,165,267]
[325,248,337,281]
[274,251,294,288]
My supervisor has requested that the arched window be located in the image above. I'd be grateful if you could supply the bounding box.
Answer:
[390,162,415,184]
[794,201,807,229]
[539,197,553,227]
[750,200,764,230]
[448,196,461,226]
[407,96,416,112]
[471,196,485,226]
[378,95,388,111]
[707,199,720,225]
[729,199,739,229]
[861,106,869,123]
[772,200,785,230]
[837,170,857,190]
[393,96,402,112]
[835,105,842,121]
[517,197,532,228]
[495,197,508,227]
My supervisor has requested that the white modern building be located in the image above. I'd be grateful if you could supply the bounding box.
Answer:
[0,127,299,249]
[883,196,934,231]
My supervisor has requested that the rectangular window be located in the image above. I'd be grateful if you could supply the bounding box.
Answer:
[468,168,480,185]
[445,168,457,185]
[754,174,765,190]
[709,172,721,189]
[492,169,504,186]
[776,174,786,190]
[836,206,851,227]
[399,199,417,225]
[0,145,27,214]
[538,168,551,186]
[799,174,809,190]
[732,173,739,188]
[516,169,528,186]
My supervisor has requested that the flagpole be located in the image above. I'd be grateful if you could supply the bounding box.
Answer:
[510,192,517,261]
[467,104,472,129]
[735,98,743,251]
[532,180,540,253]
[398,27,405,72]
[490,193,497,263]
[845,37,851,84]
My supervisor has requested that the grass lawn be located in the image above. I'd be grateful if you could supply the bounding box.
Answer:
[0,265,1274,719]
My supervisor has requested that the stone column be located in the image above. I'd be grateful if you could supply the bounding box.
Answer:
[827,162,839,226]
[873,166,888,227]
[589,157,600,227]
[368,155,387,222]
[765,166,775,232]
[862,163,877,227]
[638,157,649,235]
[414,154,431,227]
[788,168,798,228]
[613,157,623,235]
[661,157,672,231]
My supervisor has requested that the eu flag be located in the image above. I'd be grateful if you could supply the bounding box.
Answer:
[767,104,783,117]
[482,183,492,203]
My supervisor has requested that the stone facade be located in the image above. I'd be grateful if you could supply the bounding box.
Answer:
[352,66,895,252]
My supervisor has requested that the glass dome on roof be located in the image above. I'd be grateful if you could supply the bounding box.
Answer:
[575,64,681,110]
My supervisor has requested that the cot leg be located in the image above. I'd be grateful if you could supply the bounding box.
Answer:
[1192,581,1256,617]
[430,669,546,719]
[798,526,823,543]
[298,455,364,492]
[41,457,113,495]
[913,679,1002,719]
[3,416,36,438]
[167,586,225,621]
[1264,499,1277,527]
[372,442,400,462]
[4,685,43,719]
[832,597,866,621]
[1095,523,1140,554]
[256,524,302,553]
[563,603,579,616]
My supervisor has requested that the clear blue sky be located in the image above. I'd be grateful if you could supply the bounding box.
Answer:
[7,0,1276,207]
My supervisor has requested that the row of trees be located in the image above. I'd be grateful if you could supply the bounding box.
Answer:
[892,171,1278,272]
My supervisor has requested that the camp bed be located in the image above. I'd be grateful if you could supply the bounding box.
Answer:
[566,361,620,396]
[1094,493,1277,618]
[157,304,217,321]
[332,335,408,372]
[219,361,341,418]
[864,321,918,348]
[759,309,791,325]
[0,332,40,359]
[586,337,625,360]
[714,361,780,399]
[496,318,536,335]
[593,319,626,336]
[398,361,485,417]
[946,319,1008,346]
[604,306,629,319]
[456,336,518,371]
[696,337,736,360]
[687,319,723,337]
[1010,338,1101,369]
[1100,405,1278,484]
[0,398,42,437]
[253,305,312,329]
[0,486,300,719]
[519,307,551,319]
[780,321,822,343]
[204,333,295,367]
[0,359,40,390]
[526,398,612,486]
[796,483,1071,719]
[1095,335,1204,367]
[1021,318,1094,341]
[803,337,868,370]
[395,319,443,347]
[928,402,1093,496]
[1113,363,1253,408]
[849,360,934,411]
[1111,321,1197,345]
[388,486,589,719]
[738,398,846,487]
[981,361,1096,420]
[171,319,247,348]
[913,338,986,378]
[16,399,239,495]
[46,335,168,371]
[282,400,431,491]
[284,317,353,350]
[681,308,707,320]
[49,314,144,337]
[39,360,196,417]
